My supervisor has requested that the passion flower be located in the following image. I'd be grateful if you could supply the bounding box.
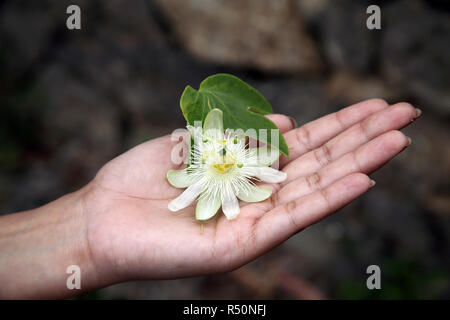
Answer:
[167,109,287,221]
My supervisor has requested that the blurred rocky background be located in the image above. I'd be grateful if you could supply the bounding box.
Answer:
[1,0,449,299]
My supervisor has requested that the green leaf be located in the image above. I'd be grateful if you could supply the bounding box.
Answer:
[180,74,289,156]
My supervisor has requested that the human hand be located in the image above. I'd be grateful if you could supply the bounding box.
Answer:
[80,99,420,284]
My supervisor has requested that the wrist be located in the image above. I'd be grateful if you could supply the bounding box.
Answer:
[0,184,112,298]
[58,185,104,296]
[68,183,124,294]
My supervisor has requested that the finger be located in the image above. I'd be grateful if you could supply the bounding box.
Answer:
[265,114,297,134]
[280,99,389,167]
[275,130,410,205]
[256,173,374,250]
[282,102,419,183]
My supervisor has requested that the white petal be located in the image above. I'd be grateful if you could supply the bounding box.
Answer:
[167,170,197,188]
[203,108,224,140]
[168,182,202,212]
[196,194,221,221]
[244,167,287,183]
[221,189,240,220]
[237,186,272,202]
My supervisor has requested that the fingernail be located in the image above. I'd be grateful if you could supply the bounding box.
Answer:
[288,116,297,128]
[370,179,376,187]
[415,108,422,117]
[406,136,412,146]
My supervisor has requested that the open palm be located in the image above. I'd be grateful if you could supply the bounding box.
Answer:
[82,99,419,282]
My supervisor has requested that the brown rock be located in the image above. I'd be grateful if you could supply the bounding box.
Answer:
[154,0,322,73]
[326,71,399,104]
